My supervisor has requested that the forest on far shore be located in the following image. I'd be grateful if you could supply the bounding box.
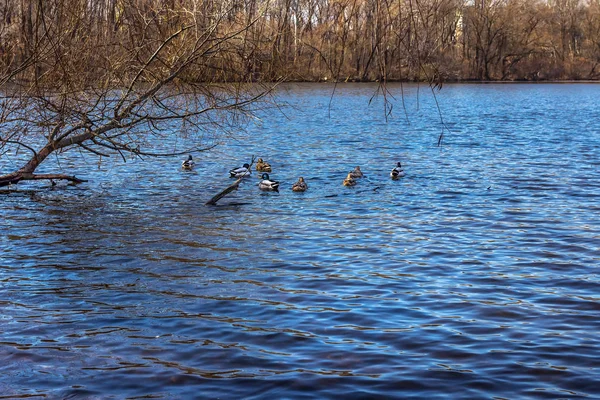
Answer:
[1,0,599,85]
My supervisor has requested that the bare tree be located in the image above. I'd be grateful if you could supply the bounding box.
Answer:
[582,0,600,78]
[0,0,276,187]
[1,0,599,190]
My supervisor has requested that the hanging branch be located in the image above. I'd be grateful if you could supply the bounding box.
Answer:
[0,2,277,189]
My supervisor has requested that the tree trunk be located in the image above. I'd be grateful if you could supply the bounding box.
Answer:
[0,141,86,187]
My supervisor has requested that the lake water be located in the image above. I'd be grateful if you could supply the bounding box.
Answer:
[1,83,599,399]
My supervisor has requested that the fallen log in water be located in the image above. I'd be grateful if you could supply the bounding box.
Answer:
[205,177,242,205]
[206,156,256,205]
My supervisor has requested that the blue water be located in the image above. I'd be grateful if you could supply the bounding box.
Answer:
[1,83,600,399]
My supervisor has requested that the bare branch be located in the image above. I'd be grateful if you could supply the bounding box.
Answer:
[25,173,87,184]
[205,178,242,205]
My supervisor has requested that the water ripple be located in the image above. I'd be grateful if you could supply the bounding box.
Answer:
[2,83,600,399]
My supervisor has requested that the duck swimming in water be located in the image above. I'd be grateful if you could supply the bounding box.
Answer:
[259,173,280,191]
[349,166,363,178]
[292,177,308,192]
[229,163,251,178]
[390,162,405,179]
[181,155,195,170]
[256,158,272,172]
[343,173,357,186]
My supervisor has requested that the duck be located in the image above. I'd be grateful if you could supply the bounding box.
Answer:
[292,177,308,192]
[229,163,251,178]
[349,166,363,178]
[390,162,405,179]
[343,173,357,186]
[259,173,279,191]
[181,155,195,170]
[256,158,272,172]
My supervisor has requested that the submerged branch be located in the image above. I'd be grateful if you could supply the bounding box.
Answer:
[206,155,256,205]
[205,177,242,205]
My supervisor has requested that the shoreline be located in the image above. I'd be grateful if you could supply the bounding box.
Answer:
[278,79,600,85]
[283,78,600,84]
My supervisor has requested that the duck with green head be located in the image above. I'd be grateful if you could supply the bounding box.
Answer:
[390,162,405,179]
[259,173,280,191]
[229,163,251,178]
[181,155,195,170]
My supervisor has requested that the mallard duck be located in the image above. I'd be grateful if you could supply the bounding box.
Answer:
[259,173,279,191]
[229,163,251,178]
[256,158,272,172]
[349,166,363,178]
[390,162,405,179]
[181,155,195,170]
[292,177,308,192]
[343,173,357,186]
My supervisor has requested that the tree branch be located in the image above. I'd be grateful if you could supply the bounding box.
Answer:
[24,173,87,184]
[205,177,242,205]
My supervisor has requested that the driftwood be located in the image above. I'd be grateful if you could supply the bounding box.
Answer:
[205,156,256,205]
[205,177,242,205]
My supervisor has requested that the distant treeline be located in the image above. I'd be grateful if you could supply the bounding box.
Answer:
[1,0,599,84]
